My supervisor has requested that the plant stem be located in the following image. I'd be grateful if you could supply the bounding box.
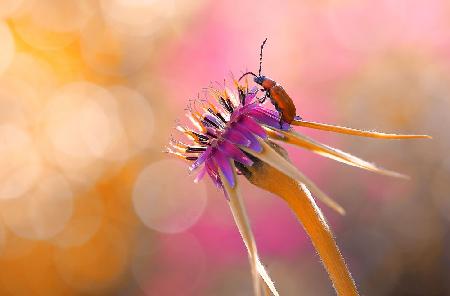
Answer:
[287,183,358,296]
[220,162,279,296]
[244,155,359,296]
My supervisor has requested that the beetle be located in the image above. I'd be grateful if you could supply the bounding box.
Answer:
[239,38,297,127]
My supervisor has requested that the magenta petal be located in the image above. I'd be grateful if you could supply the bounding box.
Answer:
[247,109,277,126]
[255,106,280,118]
[248,108,290,130]
[240,116,267,138]
[219,140,253,166]
[245,86,259,102]
[240,102,259,114]
[214,150,235,188]
[230,102,258,121]
[225,128,251,147]
[206,159,221,188]
[189,147,212,171]
[247,108,280,126]
[194,167,207,183]
[234,123,262,153]
[250,107,290,130]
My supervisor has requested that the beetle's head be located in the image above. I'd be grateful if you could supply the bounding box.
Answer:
[254,75,265,85]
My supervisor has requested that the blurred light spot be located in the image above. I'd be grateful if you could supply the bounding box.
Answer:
[0,230,35,259]
[133,159,207,233]
[0,22,14,75]
[13,16,77,50]
[106,86,154,160]
[40,82,126,188]
[99,0,175,37]
[29,0,95,33]
[4,53,58,100]
[112,86,154,152]
[53,225,128,292]
[0,0,26,19]
[43,82,121,166]
[0,0,35,19]
[1,171,73,240]
[83,101,114,157]
[47,101,112,158]
[0,77,40,130]
[80,18,153,76]
[132,232,206,295]
[2,173,73,239]
[0,242,73,295]
[52,191,104,248]
[0,124,41,200]
[0,124,30,149]
[12,0,96,51]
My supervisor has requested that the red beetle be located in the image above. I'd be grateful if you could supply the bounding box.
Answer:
[239,38,297,127]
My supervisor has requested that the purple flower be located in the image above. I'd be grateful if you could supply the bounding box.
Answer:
[168,83,289,193]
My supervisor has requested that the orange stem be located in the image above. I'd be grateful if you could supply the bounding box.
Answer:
[245,158,359,295]
[292,119,431,139]
[284,184,359,295]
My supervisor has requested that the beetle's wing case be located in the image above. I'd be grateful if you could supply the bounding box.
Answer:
[269,85,296,123]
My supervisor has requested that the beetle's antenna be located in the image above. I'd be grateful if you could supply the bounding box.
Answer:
[238,71,257,81]
[258,38,268,76]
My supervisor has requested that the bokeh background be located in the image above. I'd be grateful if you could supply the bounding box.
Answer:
[0,0,449,295]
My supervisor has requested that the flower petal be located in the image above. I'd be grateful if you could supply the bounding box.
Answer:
[230,102,259,121]
[194,167,207,183]
[206,159,222,188]
[189,147,213,171]
[248,107,290,130]
[240,116,267,139]
[245,87,259,102]
[234,123,263,153]
[225,128,251,147]
[214,150,235,188]
[247,109,278,127]
[219,140,253,166]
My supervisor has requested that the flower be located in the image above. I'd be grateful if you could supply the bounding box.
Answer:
[167,77,430,296]
[168,82,290,189]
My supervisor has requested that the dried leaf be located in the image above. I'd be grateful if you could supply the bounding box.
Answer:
[219,161,279,296]
[241,138,346,215]
[292,119,432,139]
[265,126,408,179]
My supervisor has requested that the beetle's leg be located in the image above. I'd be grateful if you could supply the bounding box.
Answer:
[258,91,269,104]
[272,102,284,129]
[258,94,267,104]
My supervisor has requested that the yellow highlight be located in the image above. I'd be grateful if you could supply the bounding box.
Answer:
[0,0,193,293]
